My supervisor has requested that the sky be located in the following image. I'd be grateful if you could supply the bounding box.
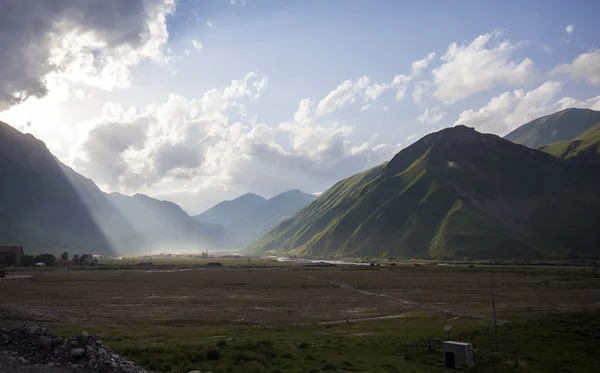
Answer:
[1,0,599,214]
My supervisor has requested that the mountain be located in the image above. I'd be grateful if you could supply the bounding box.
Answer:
[108,193,230,252]
[194,193,266,226]
[539,122,600,158]
[0,121,140,255]
[248,125,600,260]
[232,189,318,244]
[504,108,600,148]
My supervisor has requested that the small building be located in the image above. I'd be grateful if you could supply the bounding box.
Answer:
[443,341,474,367]
[0,245,24,265]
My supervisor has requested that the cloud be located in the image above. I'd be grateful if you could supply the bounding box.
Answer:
[191,40,203,52]
[555,95,600,111]
[73,72,401,211]
[360,104,371,112]
[432,30,534,102]
[411,80,432,105]
[454,81,563,135]
[206,20,213,27]
[552,50,600,85]
[541,44,554,54]
[417,108,446,124]
[0,0,175,111]
[565,24,574,34]
[314,52,437,115]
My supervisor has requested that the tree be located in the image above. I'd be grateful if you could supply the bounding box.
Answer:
[79,254,89,265]
[19,255,35,267]
[72,254,79,264]
[61,252,69,261]
[4,253,17,266]
[34,254,56,266]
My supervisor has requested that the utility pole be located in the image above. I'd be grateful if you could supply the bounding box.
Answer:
[490,265,499,370]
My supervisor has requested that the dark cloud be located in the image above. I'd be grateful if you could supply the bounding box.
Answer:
[0,0,172,109]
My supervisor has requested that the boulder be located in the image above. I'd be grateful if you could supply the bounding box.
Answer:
[70,348,86,359]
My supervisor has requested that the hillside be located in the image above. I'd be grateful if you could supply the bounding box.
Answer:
[108,193,231,252]
[194,193,266,226]
[248,125,600,260]
[504,108,600,148]
[539,122,600,158]
[0,121,140,255]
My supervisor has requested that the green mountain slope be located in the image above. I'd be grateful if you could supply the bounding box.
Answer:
[539,122,600,158]
[504,108,600,148]
[248,126,600,260]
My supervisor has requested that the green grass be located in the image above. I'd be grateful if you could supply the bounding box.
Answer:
[50,312,600,373]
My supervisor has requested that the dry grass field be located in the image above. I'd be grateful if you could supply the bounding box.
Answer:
[2,263,600,372]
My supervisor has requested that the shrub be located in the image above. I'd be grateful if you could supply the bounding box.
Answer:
[206,348,221,361]
[34,253,56,266]
[217,339,229,348]
[233,361,267,373]
[322,362,336,371]
[19,255,35,267]
[297,342,310,349]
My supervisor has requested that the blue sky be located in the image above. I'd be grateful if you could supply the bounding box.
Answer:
[1,0,599,213]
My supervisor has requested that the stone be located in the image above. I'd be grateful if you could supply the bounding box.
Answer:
[47,362,54,366]
[95,339,103,346]
[70,340,79,347]
[98,348,107,355]
[28,326,39,335]
[37,336,53,350]
[110,361,118,368]
[70,348,86,359]
[188,371,203,373]
[86,346,97,357]
[80,330,89,339]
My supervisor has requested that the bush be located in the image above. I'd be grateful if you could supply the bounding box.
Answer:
[19,255,35,267]
[297,342,310,349]
[322,362,336,371]
[233,352,267,365]
[34,253,56,266]
[233,361,266,373]
[206,348,221,361]
[216,339,229,348]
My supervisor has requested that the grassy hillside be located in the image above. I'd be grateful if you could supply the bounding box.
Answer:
[504,108,600,148]
[539,121,600,158]
[248,126,600,260]
[194,193,266,226]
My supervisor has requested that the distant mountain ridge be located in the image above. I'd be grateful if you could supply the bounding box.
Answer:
[194,189,317,248]
[504,108,600,148]
[248,123,600,260]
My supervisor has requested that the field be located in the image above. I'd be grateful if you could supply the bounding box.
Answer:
[2,261,600,372]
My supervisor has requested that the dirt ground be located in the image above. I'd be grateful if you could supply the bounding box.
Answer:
[2,265,599,330]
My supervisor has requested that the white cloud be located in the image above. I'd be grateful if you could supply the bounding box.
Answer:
[411,52,436,71]
[411,80,431,105]
[555,95,600,111]
[552,50,600,85]
[0,0,175,110]
[206,20,213,27]
[72,72,400,211]
[432,30,534,102]
[417,108,446,124]
[454,81,563,135]
[541,44,554,54]
[360,104,371,112]
[191,40,203,52]
[565,24,574,34]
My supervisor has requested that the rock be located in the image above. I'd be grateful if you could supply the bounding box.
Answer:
[28,326,39,335]
[110,361,118,368]
[37,336,53,350]
[47,362,54,366]
[70,340,79,347]
[70,348,86,359]
[188,370,203,373]
[86,346,97,356]
[98,348,107,355]
[80,330,89,339]
[17,357,26,363]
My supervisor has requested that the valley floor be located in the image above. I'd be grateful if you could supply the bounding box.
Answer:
[2,261,600,372]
